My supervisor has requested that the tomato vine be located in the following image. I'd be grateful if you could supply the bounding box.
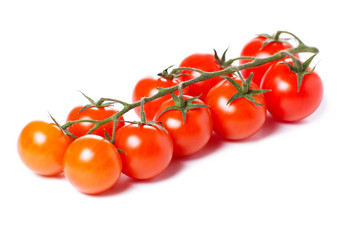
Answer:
[60,31,319,143]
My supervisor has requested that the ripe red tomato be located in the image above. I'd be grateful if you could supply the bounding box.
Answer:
[132,76,189,121]
[153,95,213,157]
[66,106,124,138]
[17,121,73,176]
[205,78,267,140]
[240,36,298,86]
[261,61,323,122]
[63,135,122,195]
[114,124,173,180]
[179,53,227,101]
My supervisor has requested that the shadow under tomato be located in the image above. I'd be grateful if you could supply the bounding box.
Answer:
[243,113,282,142]
[35,172,66,180]
[173,133,225,162]
[94,175,134,197]
[129,159,186,184]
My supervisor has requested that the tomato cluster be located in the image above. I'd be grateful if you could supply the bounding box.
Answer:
[17,32,323,195]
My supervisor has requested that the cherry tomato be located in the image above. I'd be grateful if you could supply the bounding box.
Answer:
[179,53,227,101]
[240,36,298,86]
[261,61,323,122]
[63,135,122,195]
[66,106,124,138]
[132,76,189,121]
[114,124,173,180]
[205,78,267,140]
[17,121,73,176]
[153,95,213,157]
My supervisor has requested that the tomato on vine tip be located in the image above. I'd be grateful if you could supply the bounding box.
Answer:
[261,60,323,122]
[17,120,73,176]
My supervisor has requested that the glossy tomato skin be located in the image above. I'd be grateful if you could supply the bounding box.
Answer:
[179,53,227,101]
[63,135,122,195]
[240,36,298,86]
[205,79,267,140]
[153,95,213,157]
[261,61,323,122]
[132,76,189,121]
[114,124,173,180]
[66,106,124,138]
[17,121,73,176]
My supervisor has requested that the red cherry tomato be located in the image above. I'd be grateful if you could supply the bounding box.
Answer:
[205,78,267,140]
[240,36,298,86]
[63,135,122,195]
[261,61,323,122]
[66,106,124,138]
[114,124,173,180]
[132,76,188,121]
[153,95,213,157]
[179,53,227,101]
[17,121,73,176]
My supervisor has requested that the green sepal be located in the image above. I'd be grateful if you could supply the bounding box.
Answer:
[79,104,93,113]
[170,93,181,106]
[104,129,111,142]
[117,148,127,154]
[221,74,269,107]
[222,75,242,90]
[79,91,96,105]
[49,113,77,139]
[145,121,168,133]
[226,89,269,107]
[244,95,263,107]
[119,120,169,134]
[156,93,209,124]
[77,91,117,113]
[258,33,291,50]
[214,47,229,68]
[279,53,318,92]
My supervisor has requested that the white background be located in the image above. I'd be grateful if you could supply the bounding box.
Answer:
[1,0,359,239]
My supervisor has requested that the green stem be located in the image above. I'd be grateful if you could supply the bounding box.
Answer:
[178,82,185,108]
[61,43,319,134]
[274,30,304,46]
[140,98,146,123]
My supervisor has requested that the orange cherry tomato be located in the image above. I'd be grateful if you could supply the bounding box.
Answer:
[63,135,122,194]
[17,121,73,176]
